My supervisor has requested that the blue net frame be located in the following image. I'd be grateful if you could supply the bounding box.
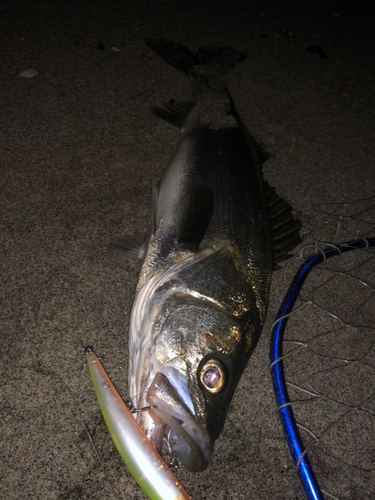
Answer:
[270,237,375,500]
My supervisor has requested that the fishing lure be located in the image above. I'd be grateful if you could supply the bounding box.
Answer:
[85,348,192,500]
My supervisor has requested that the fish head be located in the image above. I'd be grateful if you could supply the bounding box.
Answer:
[131,273,260,472]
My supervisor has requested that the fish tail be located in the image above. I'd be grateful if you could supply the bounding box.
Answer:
[145,38,247,76]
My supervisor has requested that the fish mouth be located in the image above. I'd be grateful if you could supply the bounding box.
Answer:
[145,372,211,472]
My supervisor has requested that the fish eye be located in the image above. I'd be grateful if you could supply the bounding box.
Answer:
[199,359,226,394]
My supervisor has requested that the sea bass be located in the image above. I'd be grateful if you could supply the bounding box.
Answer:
[110,39,301,472]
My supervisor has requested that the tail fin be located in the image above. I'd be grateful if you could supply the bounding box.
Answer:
[145,39,247,75]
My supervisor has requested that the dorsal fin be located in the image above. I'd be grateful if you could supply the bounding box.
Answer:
[264,182,302,266]
[177,186,214,251]
[152,101,194,130]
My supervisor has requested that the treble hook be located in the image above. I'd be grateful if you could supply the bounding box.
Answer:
[164,429,179,474]
[125,399,158,414]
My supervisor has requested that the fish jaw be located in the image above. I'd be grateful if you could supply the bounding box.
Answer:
[146,372,211,471]
[131,356,214,471]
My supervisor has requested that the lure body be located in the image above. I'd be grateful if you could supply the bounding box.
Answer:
[86,349,192,500]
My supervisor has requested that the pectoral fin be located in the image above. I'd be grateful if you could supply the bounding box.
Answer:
[152,101,194,130]
[109,178,159,260]
[107,233,149,259]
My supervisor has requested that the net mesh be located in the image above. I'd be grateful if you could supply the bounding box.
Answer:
[280,197,375,499]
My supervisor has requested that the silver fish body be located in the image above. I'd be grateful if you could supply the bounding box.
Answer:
[113,40,300,472]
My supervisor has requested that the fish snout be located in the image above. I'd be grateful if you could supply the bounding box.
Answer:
[146,372,211,471]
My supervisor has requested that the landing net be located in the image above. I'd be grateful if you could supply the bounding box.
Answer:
[270,198,375,499]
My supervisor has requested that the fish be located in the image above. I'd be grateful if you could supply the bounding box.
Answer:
[109,39,301,472]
